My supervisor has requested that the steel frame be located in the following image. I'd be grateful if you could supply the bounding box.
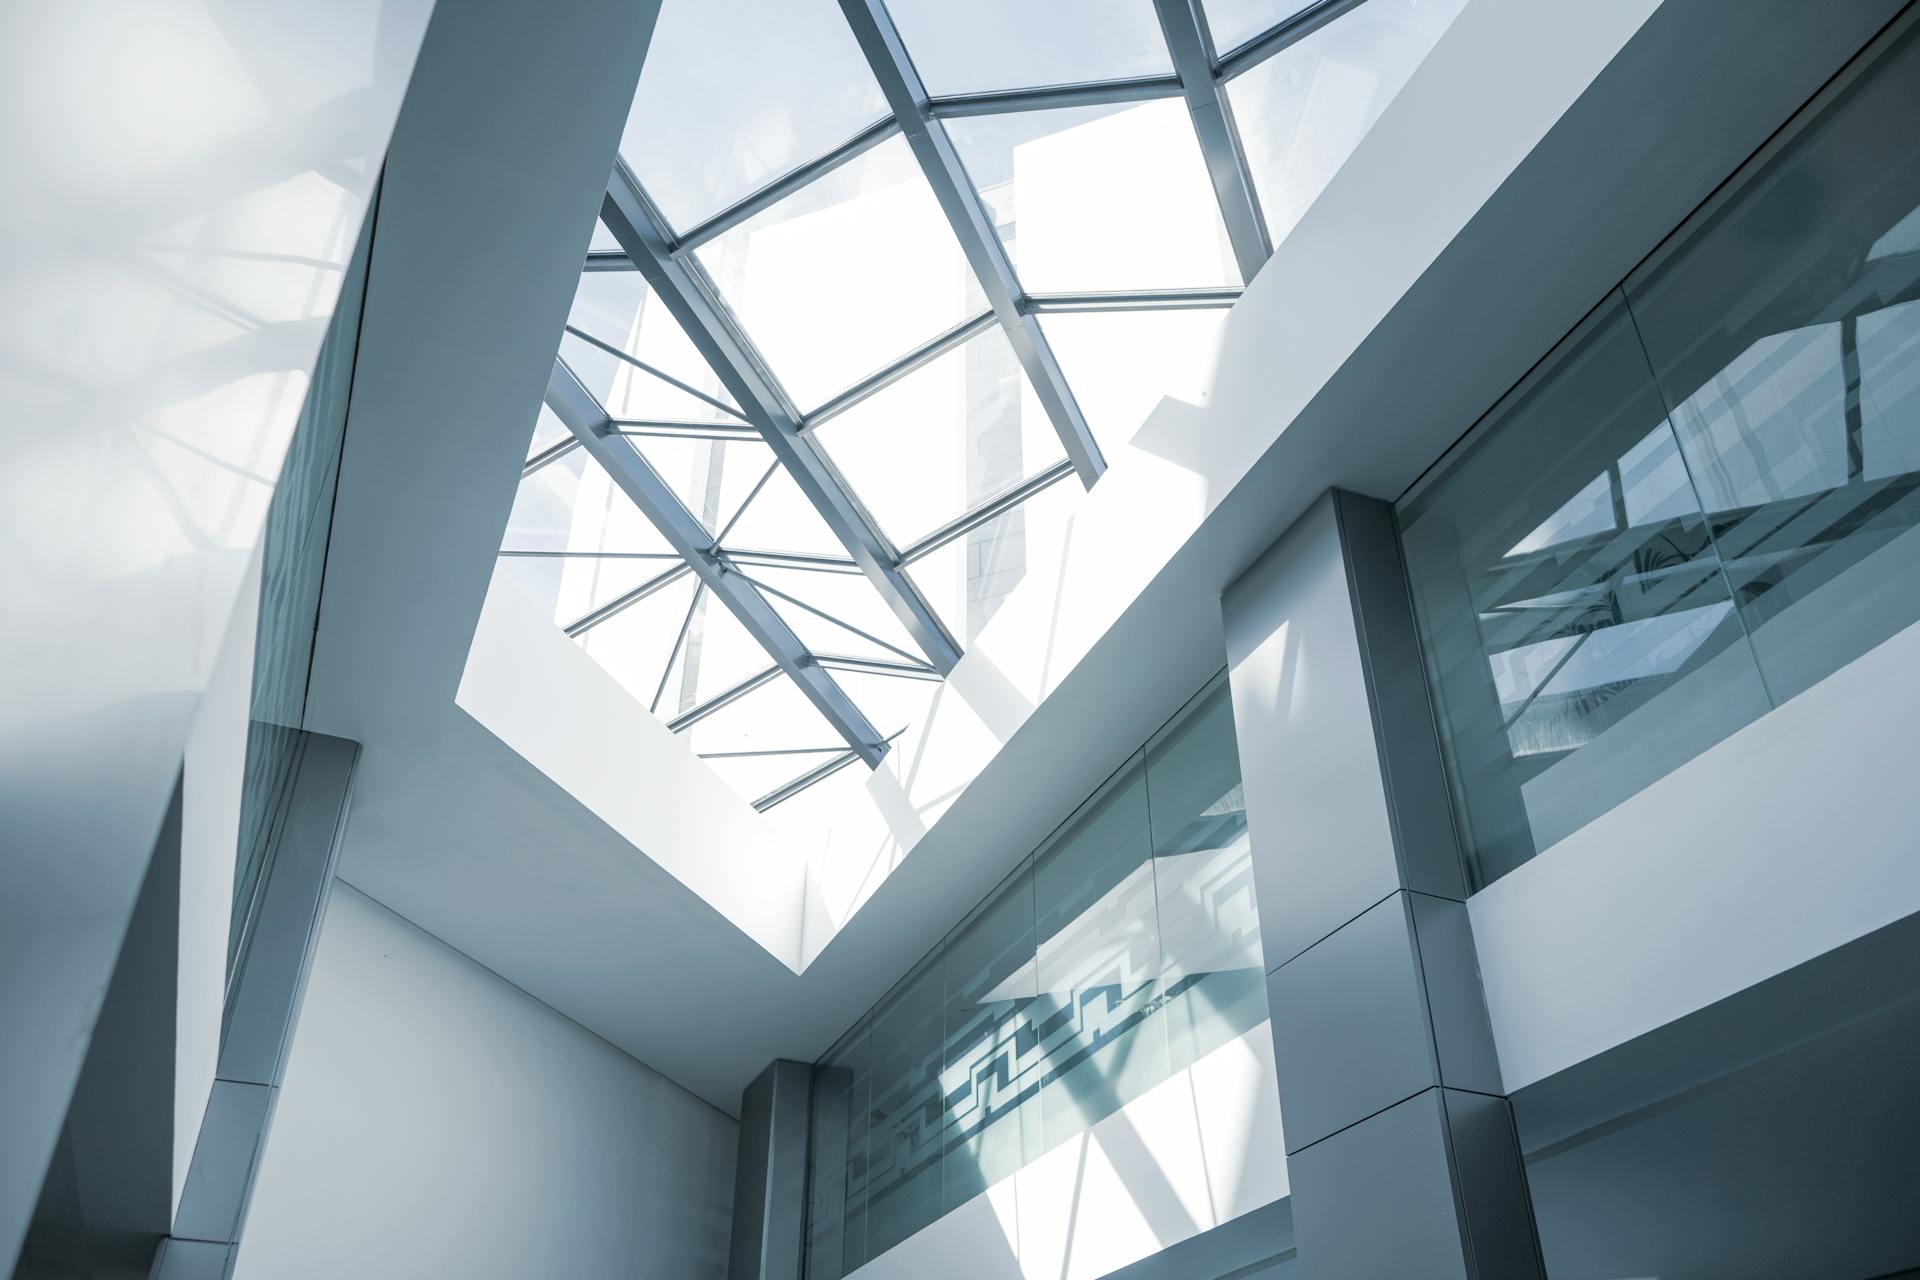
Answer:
[837,0,1109,488]
[600,162,964,676]
[547,359,890,765]
[536,0,1364,804]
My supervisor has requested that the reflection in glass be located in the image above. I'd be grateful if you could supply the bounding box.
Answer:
[949,99,1239,294]
[940,861,1037,1212]
[802,677,1264,1275]
[1398,10,1920,885]
[886,0,1172,97]
[697,136,973,412]
[813,327,1062,548]
[865,955,945,1258]
[1399,298,1770,885]
[1627,14,1920,706]
[1225,0,1465,247]
[619,0,888,233]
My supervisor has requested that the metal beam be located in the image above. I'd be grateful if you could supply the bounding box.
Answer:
[562,560,693,638]
[666,663,781,732]
[1154,0,1272,282]
[836,0,1108,488]
[816,652,944,681]
[928,75,1183,119]
[897,458,1077,565]
[804,310,995,428]
[609,418,763,442]
[547,359,888,765]
[600,165,965,675]
[670,116,902,256]
[523,434,582,476]
[1024,286,1243,313]
[752,747,864,811]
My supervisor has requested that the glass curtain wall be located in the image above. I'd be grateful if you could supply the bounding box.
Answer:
[1397,15,1920,886]
[802,673,1263,1277]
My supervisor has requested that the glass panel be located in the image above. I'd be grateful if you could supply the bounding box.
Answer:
[1626,16,1920,707]
[865,954,945,1257]
[1040,307,1228,453]
[1398,296,1771,886]
[697,136,974,412]
[500,449,674,558]
[1144,675,1264,1072]
[705,750,848,805]
[1031,756,1166,1153]
[494,554,677,628]
[716,465,848,559]
[683,671,842,772]
[908,474,1083,644]
[748,566,923,666]
[573,573,701,711]
[950,99,1239,293]
[806,1018,871,1280]
[940,859,1038,1212]
[655,591,776,722]
[886,0,1172,97]
[1201,0,1318,58]
[526,403,569,459]
[560,271,740,422]
[831,669,943,743]
[627,435,774,536]
[618,0,889,233]
[1225,0,1466,247]
[813,327,1063,547]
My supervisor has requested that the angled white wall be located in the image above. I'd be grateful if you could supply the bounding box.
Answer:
[0,1,431,1267]
[233,883,736,1280]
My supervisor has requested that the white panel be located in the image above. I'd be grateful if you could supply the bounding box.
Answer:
[1474,613,1920,1093]
[459,571,802,969]
[232,883,736,1280]
[0,0,430,1265]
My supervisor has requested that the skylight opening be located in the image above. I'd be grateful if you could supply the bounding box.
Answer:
[494,0,1447,809]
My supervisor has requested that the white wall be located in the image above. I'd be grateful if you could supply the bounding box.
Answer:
[0,1,432,1265]
[845,1023,1288,1280]
[1473,612,1920,1093]
[234,882,736,1280]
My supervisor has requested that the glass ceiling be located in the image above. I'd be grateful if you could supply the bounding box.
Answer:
[497,0,1466,811]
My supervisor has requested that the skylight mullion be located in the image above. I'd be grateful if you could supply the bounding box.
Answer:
[666,663,782,733]
[669,116,904,257]
[927,75,1185,119]
[599,165,964,676]
[1216,0,1368,79]
[1154,0,1273,281]
[897,458,1078,566]
[835,0,1109,489]
[546,358,890,767]
[1024,287,1244,313]
[804,310,996,428]
[561,560,694,638]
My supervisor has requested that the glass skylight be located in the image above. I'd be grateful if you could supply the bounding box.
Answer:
[496,0,1449,809]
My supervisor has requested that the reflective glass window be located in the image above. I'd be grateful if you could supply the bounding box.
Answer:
[864,954,945,1257]
[886,0,1172,97]
[1626,16,1920,706]
[949,99,1239,293]
[620,0,889,233]
[1399,17,1920,885]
